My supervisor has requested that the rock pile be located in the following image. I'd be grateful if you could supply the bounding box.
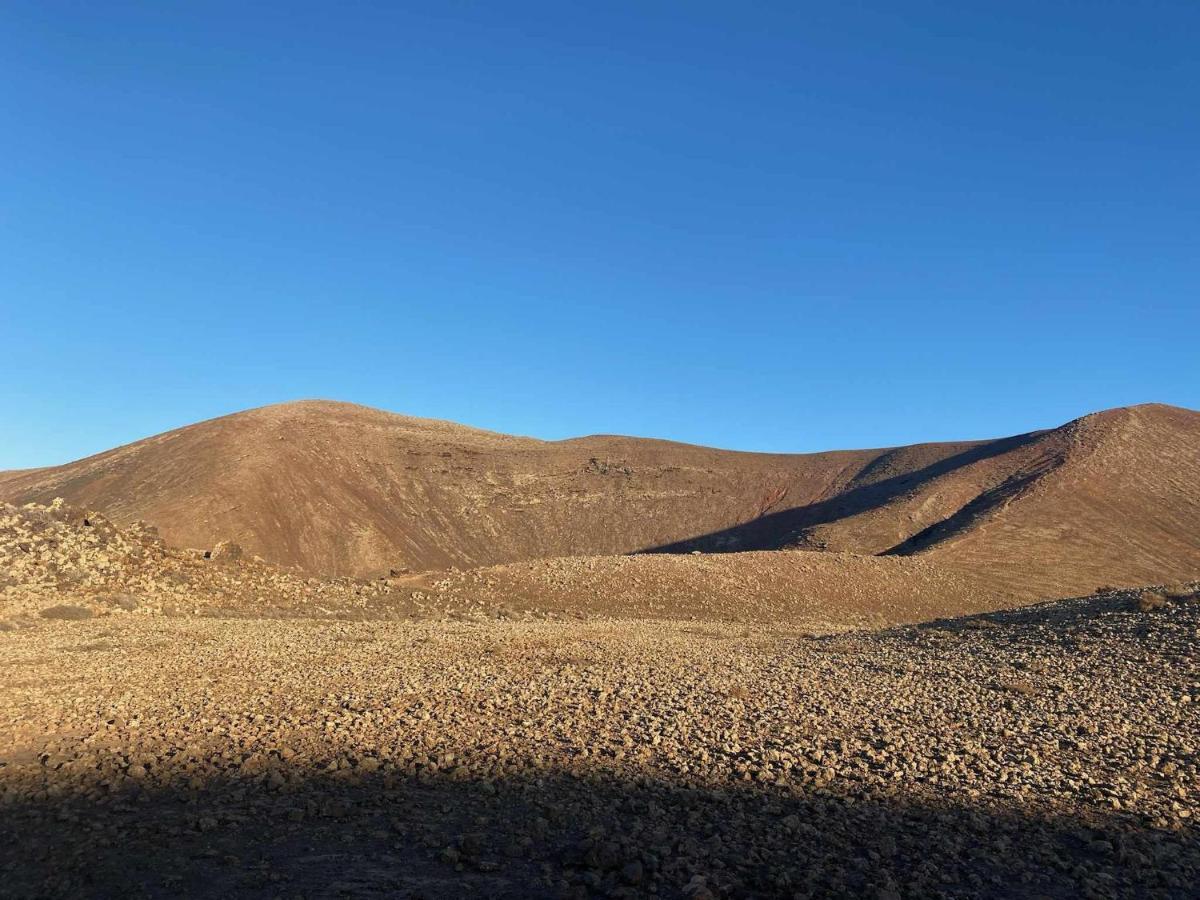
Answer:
[0,500,403,623]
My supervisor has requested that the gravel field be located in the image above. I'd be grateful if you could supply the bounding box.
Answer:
[2,587,1196,899]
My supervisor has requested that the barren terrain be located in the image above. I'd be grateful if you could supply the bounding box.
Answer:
[0,501,1019,630]
[2,401,1198,899]
[2,587,1197,898]
[3,402,1197,600]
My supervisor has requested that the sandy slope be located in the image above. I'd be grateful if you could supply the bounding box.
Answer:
[0,501,1018,630]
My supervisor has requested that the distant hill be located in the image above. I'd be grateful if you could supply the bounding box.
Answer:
[1,400,1197,598]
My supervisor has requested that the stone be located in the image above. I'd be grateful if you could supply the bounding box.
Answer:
[209,540,244,563]
[38,605,94,621]
[621,860,644,885]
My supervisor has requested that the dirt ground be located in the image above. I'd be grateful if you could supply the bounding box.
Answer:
[2,587,1197,899]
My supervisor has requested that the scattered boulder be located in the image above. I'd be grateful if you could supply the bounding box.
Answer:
[998,676,1037,697]
[108,593,139,611]
[209,540,244,563]
[1163,582,1198,601]
[1137,591,1168,612]
[621,860,644,885]
[38,605,94,621]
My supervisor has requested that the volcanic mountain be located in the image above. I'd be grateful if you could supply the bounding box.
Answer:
[1,401,1197,599]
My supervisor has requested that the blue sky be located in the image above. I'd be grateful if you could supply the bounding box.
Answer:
[2,2,1197,468]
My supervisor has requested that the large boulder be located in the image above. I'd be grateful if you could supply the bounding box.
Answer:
[209,540,244,563]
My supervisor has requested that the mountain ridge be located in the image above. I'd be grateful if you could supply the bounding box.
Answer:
[1,400,1196,597]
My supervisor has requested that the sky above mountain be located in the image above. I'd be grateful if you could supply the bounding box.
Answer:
[2,2,1197,468]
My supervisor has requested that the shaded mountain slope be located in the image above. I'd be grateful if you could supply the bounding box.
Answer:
[649,403,1200,597]
[913,403,1200,595]
[645,428,1057,555]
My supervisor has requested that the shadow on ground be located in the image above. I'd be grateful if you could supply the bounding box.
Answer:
[898,588,1196,638]
[1,757,1194,899]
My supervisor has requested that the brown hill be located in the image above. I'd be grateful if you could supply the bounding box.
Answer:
[913,403,1200,595]
[0,399,922,576]
[1,401,1197,598]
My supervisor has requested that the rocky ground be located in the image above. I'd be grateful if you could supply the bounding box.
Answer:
[1,583,1197,898]
[0,500,518,624]
[402,551,1031,629]
[1,500,1031,631]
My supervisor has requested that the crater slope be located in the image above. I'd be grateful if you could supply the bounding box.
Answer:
[1,401,1197,600]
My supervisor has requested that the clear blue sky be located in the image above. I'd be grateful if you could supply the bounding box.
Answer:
[3,2,1197,469]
